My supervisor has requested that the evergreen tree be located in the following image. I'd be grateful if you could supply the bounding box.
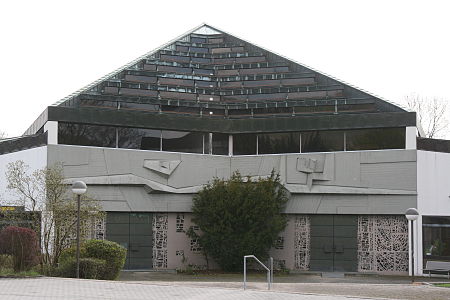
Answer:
[191,171,288,271]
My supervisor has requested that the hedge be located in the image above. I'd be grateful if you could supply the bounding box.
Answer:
[58,239,126,280]
[58,257,106,279]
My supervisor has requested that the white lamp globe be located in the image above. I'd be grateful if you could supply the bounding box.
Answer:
[72,181,87,195]
[405,208,419,221]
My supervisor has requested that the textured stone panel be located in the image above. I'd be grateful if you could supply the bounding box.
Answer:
[294,215,310,270]
[152,213,168,269]
[357,215,408,273]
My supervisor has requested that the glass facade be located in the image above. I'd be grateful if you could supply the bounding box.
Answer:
[258,132,300,154]
[162,130,204,154]
[58,123,116,148]
[58,123,406,156]
[346,128,405,151]
[118,128,161,150]
[233,133,257,155]
[423,216,450,261]
[212,133,229,155]
[302,130,344,153]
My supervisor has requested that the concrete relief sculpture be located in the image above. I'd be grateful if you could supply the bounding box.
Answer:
[287,154,333,189]
[91,216,106,240]
[152,213,168,269]
[357,216,408,273]
[144,159,181,176]
[294,215,310,270]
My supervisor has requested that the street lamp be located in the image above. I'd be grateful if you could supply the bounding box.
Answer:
[72,181,87,279]
[405,208,419,283]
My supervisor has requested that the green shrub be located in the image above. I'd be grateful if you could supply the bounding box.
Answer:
[84,240,126,280]
[59,246,87,265]
[57,257,106,279]
[0,254,13,270]
[191,171,288,271]
[58,240,126,280]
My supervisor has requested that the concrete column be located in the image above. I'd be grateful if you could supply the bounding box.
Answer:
[228,134,233,156]
[408,220,412,276]
[405,126,417,149]
[416,215,423,276]
[44,121,58,145]
[408,217,421,276]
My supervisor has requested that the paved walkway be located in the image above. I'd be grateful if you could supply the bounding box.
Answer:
[147,281,450,300]
[118,271,450,299]
[0,277,376,300]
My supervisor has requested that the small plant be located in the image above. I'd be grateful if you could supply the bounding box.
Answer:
[0,254,13,270]
[431,239,447,256]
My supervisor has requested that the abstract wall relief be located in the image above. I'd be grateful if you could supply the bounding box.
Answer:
[152,213,168,269]
[294,215,310,270]
[357,215,408,273]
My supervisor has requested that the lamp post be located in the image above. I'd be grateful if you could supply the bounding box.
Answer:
[72,181,87,279]
[405,208,419,283]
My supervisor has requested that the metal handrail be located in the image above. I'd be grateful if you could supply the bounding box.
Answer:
[243,255,273,290]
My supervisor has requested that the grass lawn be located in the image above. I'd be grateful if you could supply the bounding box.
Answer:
[0,268,41,277]
[434,283,450,288]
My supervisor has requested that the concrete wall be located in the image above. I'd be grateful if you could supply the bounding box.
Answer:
[416,150,450,275]
[0,146,47,206]
[47,145,417,215]
[165,212,219,270]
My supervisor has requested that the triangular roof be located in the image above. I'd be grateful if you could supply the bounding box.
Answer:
[53,23,406,114]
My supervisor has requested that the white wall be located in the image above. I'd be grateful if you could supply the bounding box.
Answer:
[44,121,58,145]
[0,146,47,205]
[416,150,450,275]
[405,126,417,150]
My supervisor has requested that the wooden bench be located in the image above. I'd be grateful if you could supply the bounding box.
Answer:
[424,261,450,278]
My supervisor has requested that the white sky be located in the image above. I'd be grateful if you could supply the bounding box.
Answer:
[0,0,449,137]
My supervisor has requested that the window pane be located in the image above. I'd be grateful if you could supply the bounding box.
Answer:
[301,131,344,153]
[120,102,159,112]
[118,127,161,150]
[233,133,257,155]
[58,123,116,148]
[423,216,450,259]
[162,131,203,154]
[212,133,229,155]
[346,128,405,151]
[258,132,300,154]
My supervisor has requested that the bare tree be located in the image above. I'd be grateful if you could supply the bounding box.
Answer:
[405,94,449,138]
[0,131,7,140]
[5,160,104,266]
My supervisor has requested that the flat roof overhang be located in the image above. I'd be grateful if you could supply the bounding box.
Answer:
[29,106,416,134]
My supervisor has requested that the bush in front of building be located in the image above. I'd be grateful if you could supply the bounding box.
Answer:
[58,239,126,280]
[0,226,40,272]
[57,257,106,279]
[58,246,87,265]
[191,171,288,272]
[84,239,126,280]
